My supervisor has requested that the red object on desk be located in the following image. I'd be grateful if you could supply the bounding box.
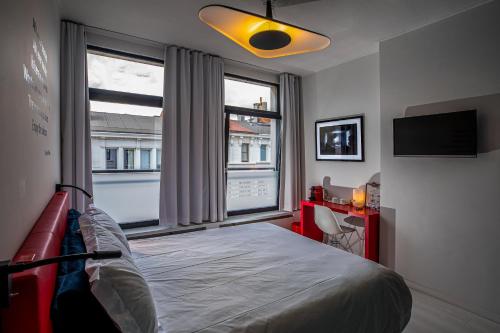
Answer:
[300,200,380,263]
[309,186,323,202]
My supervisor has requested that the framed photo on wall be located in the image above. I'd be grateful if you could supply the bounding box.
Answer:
[315,115,364,161]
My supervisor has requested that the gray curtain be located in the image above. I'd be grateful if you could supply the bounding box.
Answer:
[279,73,303,212]
[159,46,225,227]
[60,21,93,211]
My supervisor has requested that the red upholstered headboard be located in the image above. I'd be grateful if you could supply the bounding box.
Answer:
[0,192,69,333]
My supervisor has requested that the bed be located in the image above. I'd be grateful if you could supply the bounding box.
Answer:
[130,223,412,333]
[1,192,411,333]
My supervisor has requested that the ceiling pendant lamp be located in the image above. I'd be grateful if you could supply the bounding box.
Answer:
[198,1,331,58]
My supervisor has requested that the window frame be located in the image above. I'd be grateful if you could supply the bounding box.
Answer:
[260,144,267,162]
[105,147,118,169]
[140,149,151,170]
[241,143,249,162]
[87,45,164,108]
[224,74,281,216]
[87,45,164,228]
[123,148,135,170]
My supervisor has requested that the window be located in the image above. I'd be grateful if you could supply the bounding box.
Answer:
[140,149,151,169]
[241,143,249,162]
[123,149,135,169]
[88,46,163,225]
[106,148,117,169]
[156,149,161,170]
[260,145,267,162]
[225,75,280,215]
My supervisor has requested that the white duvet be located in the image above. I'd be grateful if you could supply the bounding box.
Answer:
[129,223,411,333]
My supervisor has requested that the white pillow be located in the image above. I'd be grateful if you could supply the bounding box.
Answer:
[85,204,131,254]
[79,214,158,333]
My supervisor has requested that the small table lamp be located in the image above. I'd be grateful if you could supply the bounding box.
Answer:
[352,186,366,210]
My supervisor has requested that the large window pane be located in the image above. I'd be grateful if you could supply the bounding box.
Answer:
[225,77,277,112]
[88,50,163,224]
[226,116,279,212]
[88,52,163,96]
[225,75,280,214]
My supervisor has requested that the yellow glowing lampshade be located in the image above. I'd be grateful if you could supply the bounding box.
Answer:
[352,187,366,209]
[198,5,331,58]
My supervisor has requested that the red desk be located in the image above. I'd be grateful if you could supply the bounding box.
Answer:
[300,200,380,262]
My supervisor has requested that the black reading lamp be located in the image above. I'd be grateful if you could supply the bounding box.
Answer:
[0,250,122,308]
[55,183,93,199]
[0,184,115,308]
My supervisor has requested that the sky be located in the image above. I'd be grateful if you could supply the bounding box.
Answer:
[87,52,275,117]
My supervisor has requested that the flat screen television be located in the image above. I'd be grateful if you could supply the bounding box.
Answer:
[393,110,477,157]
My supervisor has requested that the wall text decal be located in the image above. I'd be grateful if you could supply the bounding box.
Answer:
[24,18,49,138]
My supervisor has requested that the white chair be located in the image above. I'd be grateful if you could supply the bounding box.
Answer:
[344,216,365,256]
[314,205,356,253]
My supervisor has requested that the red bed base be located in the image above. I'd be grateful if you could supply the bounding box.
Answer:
[0,192,69,333]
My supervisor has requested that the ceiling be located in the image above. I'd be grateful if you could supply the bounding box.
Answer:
[60,0,489,76]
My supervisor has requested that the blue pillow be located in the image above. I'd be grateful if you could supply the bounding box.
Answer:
[58,209,86,275]
[52,209,119,333]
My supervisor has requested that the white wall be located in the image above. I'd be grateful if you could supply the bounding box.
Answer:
[302,53,380,190]
[0,0,60,260]
[380,1,500,323]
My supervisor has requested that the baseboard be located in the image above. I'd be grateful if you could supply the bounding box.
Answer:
[405,279,500,327]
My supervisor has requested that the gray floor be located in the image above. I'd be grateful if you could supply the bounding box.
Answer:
[404,289,499,333]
